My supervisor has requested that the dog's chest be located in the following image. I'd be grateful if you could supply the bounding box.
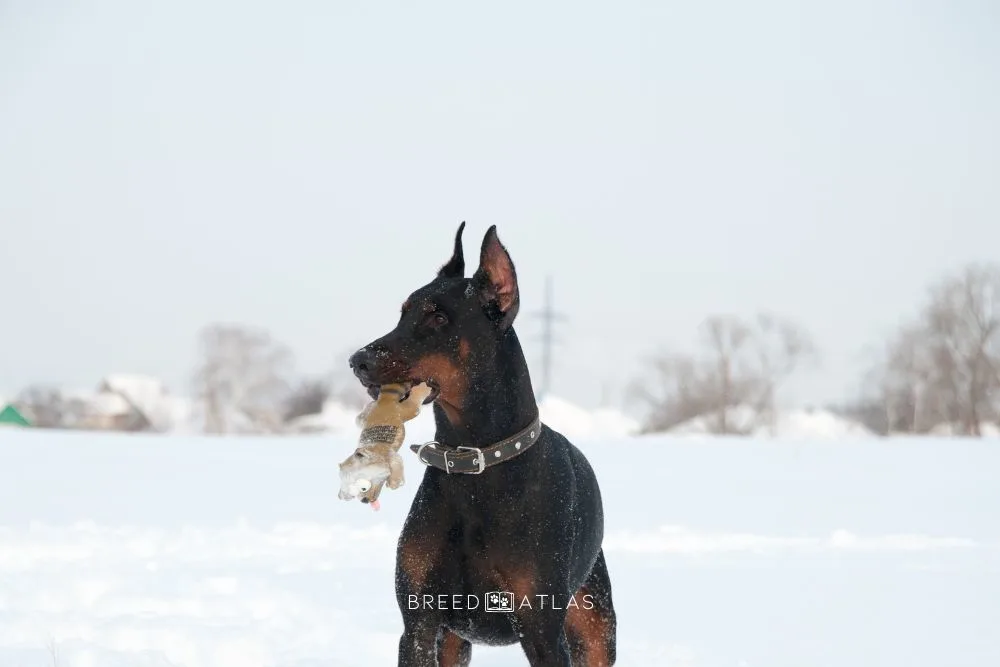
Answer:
[449,501,536,555]
[445,519,544,592]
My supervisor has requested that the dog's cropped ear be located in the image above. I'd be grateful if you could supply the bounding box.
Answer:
[472,225,519,329]
[437,221,466,278]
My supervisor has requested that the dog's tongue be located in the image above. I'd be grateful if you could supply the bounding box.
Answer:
[370,499,381,511]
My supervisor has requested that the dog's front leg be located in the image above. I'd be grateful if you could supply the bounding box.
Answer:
[515,607,572,667]
[436,628,472,667]
[397,619,441,667]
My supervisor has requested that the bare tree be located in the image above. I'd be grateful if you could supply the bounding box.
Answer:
[829,397,890,436]
[749,312,819,431]
[862,262,1000,436]
[282,377,331,423]
[281,367,371,426]
[328,346,375,411]
[46,637,61,667]
[885,324,941,433]
[848,326,932,435]
[329,380,369,412]
[701,315,753,434]
[632,312,818,434]
[628,352,714,433]
[922,263,1000,434]
[274,345,375,427]
[193,323,295,434]
[15,385,67,429]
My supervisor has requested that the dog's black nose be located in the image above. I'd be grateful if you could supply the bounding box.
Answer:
[349,347,375,374]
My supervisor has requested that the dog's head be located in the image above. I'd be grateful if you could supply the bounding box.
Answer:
[348,222,520,418]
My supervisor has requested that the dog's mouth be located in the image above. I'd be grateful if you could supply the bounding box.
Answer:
[363,378,440,405]
[419,379,440,404]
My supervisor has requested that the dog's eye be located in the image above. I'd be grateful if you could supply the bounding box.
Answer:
[426,312,448,327]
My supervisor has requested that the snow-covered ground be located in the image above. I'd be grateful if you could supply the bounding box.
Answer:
[1,425,998,667]
[665,404,879,439]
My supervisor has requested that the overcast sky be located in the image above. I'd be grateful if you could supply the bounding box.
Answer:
[1,0,997,412]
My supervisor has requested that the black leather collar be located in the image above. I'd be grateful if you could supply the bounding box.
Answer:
[408,415,543,474]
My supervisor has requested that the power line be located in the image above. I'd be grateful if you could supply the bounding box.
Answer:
[529,275,568,401]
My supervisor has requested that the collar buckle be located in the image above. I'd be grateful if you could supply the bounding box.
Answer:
[456,445,486,474]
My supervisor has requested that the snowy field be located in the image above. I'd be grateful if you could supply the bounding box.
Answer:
[2,420,999,667]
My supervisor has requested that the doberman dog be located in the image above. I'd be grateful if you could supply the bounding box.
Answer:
[349,223,616,666]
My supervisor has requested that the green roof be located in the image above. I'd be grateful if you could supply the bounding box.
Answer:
[0,404,31,427]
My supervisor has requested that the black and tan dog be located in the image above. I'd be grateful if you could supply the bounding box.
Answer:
[349,223,616,666]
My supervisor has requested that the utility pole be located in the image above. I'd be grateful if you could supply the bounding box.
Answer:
[600,380,612,407]
[530,275,568,401]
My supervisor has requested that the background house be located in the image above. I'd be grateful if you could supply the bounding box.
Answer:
[64,375,179,432]
[75,389,146,431]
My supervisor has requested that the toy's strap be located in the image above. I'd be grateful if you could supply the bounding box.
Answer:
[359,424,398,445]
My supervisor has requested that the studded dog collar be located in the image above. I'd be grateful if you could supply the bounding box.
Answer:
[409,415,543,474]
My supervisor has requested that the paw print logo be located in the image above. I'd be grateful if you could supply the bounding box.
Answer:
[485,591,514,612]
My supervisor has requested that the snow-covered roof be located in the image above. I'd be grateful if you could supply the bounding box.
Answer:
[57,387,132,415]
[99,373,167,405]
[88,391,132,415]
[97,374,174,430]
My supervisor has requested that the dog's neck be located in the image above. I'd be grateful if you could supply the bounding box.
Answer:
[431,328,539,449]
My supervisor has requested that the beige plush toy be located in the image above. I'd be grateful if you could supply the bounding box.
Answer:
[338,382,433,511]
